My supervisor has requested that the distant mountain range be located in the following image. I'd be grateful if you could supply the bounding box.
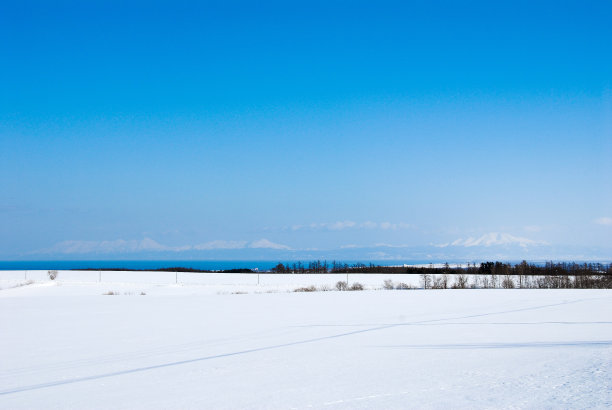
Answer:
[13,232,610,262]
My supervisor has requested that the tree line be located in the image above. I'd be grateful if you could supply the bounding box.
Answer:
[270,260,612,289]
[271,260,611,275]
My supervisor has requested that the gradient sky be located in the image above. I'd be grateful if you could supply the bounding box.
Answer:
[1,1,611,260]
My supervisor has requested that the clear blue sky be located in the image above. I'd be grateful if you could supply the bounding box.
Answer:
[1,1,611,260]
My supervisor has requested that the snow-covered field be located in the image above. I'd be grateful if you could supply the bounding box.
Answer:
[0,270,426,294]
[1,271,611,409]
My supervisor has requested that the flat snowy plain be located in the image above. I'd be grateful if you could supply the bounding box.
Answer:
[1,271,611,409]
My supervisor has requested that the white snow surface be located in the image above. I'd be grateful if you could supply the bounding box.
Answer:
[1,271,611,409]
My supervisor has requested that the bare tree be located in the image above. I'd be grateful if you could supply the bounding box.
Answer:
[420,273,432,289]
[452,274,469,289]
[441,273,449,289]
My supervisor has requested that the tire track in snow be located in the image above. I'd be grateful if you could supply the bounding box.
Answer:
[0,326,303,378]
[376,340,612,349]
[291,320,612,328]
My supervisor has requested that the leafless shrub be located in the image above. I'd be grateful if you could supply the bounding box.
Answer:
[336,281,348,291]
[395,282,411,290]
[349,282,364,291]
[432,275,446,289]
[140,291,146,295]
[294,285,317,292]
[319,284,332,291]
[452,274,469,289]
[48,270,58,280]
[231,291,248,295]
[502,275,515,289]
[103,291,117,295]
[383,279,394,290]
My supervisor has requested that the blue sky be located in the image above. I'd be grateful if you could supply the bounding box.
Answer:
[1,1,611,261]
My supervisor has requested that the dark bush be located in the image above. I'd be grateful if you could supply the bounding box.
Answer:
[294,286,317,292]
[349,282,364,291]
[336,281,348,291]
